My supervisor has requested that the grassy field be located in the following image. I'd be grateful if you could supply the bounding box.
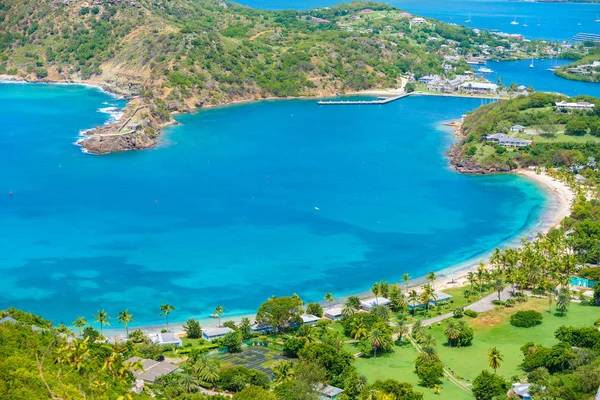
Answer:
[427,299,600,382]
[354,342,472,400]
[518,132,600,144]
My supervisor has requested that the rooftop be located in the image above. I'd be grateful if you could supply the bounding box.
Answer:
[361,297,391,307]
[0,316,18,324]
[203,326,234,337]
[125,357,178,383]
[301,314,321,324]
[324,306,343,316]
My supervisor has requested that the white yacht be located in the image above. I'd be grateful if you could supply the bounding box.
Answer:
[511,16,519,25]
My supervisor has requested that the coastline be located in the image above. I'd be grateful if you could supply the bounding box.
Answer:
[101,169,575,340]
[2,79,575,337]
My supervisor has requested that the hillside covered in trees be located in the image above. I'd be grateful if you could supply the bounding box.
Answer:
[451,92,600,182]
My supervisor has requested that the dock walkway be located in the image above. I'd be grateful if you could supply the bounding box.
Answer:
[317,93,408,106]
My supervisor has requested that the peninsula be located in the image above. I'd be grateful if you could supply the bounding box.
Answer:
[0,0,558,153]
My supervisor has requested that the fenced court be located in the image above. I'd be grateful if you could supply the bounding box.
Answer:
[217,346,288,376]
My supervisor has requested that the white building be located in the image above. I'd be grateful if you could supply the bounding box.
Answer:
[411,17,427,25]
[555,101,595,111]
[485,133,530,147]
[360,297,391,311]
[150,332,183,347]
[301,314,321,325]
[324,306,344,320]
[202,326,234,341]
[460,81,498,93]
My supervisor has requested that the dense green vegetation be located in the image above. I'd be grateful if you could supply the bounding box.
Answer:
[555,49,600,83]
[458,92,600,178]
[0,0,548,114]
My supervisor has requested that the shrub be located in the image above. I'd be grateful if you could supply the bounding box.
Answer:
[492,300,505,306]
[306,303,323,317]
[453,308,464,318]
[183,318,202,339]
[416,360,444,388]
[510,310,543,328]
[472,370,510,400]
[505,298,516,307]
[282,336,306,357]
[594,317,600,326]
[464,309,478,318]
[128,329,149,343]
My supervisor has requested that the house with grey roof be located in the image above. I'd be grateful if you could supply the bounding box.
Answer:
[202,326,234,341]
[0,316,18,324]
[301,314,321,325]
[125,356,179,383]
[317,384,344,399]
[324,306,343,320]
[360,297,391,311]
[151,332,182,347]
[485,133,530,147]
[511,125,526,132]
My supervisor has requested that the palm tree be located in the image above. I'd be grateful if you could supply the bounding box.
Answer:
[273,360,294,384]
[350,320,368,340]
[556,288,570,316]
[159,303,176,331]
[467,272,476,297]
[324,293,334,307]
[214,305,225,327]
[420,289,432,313]
[72,316,88,336]
[488,347,503,373]
[477,263,485,297]
[342,303,356,318]
[408,290,419,315]
[180,373,200,393]
[402,273,410,294]
[191,355,220,388]
[426,271,436,289]
[547,292,553,313]
[368,328,386,358]
[393,319,408,341]
[444,320,460,347]
[424,284,437,309]
[494,278,505,301]
[372,282,381,305]
[117,310,134,337]
[94,310,110,335]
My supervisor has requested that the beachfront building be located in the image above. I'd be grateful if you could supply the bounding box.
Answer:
[125,356,179,383]
[360,297,391,311]
[151,332,183,347]
[418,74,441,85]
[301,314,321,325]
[202,326,234,341]
[324,306,343,320]
[485,133,530,147]
[460,81,498,93]
[511,125,526,132]
[317,384,345,399]
[407,291,453,311]
[250,322,275,334]
[555,101,595,111]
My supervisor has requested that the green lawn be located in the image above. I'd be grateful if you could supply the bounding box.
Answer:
[355,342,472,400]
[519,132,600,144]
[427,299,600,382]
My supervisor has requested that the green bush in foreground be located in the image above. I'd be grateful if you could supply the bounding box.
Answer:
[472,370,510,400]
[510,310,543,328]
[464,309,478,318]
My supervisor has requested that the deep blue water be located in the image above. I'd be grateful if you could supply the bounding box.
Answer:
[489,58,600,97]
[240,0,600,41]
[0,83,548,326]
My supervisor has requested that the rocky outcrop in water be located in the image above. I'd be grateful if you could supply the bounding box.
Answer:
[80,130,157,154]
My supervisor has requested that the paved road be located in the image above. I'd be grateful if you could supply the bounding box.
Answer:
[421,288,512,326]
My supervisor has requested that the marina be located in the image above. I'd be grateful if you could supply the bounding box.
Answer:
[317,93,408,105]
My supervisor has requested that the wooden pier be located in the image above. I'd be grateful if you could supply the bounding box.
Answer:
[317,93,408,106]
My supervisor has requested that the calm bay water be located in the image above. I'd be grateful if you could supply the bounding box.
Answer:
[241,0,600,41]
[0,83,547,325]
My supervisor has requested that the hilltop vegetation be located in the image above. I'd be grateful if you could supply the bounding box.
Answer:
[452,92,600,180]
[555,50,600,83]
[0,0,546,110]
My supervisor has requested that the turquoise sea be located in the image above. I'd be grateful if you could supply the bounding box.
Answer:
[0,83,548,326]
[2,0,600,327]
[241,0,600,41]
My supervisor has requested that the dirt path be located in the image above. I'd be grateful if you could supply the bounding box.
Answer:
[249,30,272,40]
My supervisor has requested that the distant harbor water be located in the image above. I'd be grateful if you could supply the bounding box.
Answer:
[240,0,600,41]
[0,83,547,325]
